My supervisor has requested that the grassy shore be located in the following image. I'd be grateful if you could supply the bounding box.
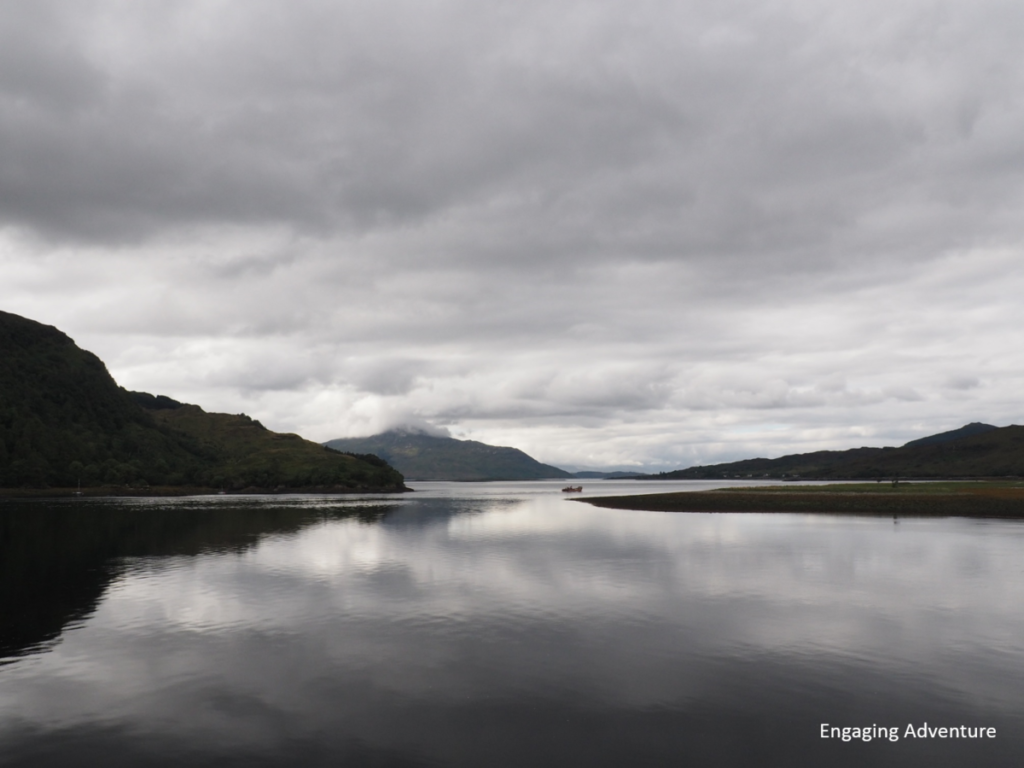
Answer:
[576,481,1024,518]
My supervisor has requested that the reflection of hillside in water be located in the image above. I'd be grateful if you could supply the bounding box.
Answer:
[0,499,397,663]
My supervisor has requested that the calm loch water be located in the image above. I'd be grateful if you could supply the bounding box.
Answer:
[2,481,1023,767]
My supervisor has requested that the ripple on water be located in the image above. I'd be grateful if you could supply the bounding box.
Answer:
[2,492,1024,766]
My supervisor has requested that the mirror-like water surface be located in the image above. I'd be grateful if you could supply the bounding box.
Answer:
[2,480,1022,766]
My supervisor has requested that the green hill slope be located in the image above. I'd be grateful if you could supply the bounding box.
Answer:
[145,403,405,491]
[645,446,889,480]
[325,430,571,481]
[641,423,1024,480]
[903,422,998,448]
[0,310,206,488]
[817,425,1024,478]
[0,310,405,492]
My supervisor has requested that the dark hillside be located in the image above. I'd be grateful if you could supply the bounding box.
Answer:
[325,430,571,481]
[0,310,405,492]
[640,423,1024,480]
[149,405,406,491]
[0,310,209,487]
[903,422,997,448]
[645,446,888,480]
[830,425,1024,478]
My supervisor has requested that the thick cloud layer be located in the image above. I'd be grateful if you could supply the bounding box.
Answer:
[2,0,1023,469]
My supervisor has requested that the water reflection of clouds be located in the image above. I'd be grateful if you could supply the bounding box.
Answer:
[102,499,1024,662]
[4,499,1024,763]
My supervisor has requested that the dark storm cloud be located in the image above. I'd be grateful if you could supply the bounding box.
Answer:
[5,0,1019,257]
[2,0,1023,467]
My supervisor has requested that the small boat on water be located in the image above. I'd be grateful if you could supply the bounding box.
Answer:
[562,486,583,493]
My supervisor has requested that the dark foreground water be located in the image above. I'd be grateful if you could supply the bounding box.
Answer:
[2,480,1023,767]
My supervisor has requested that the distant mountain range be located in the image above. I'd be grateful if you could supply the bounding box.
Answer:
[325,430,572,481]
[569,470,644,479]
[7,310,1019,489]
[0,310,406,492]
[639,422,1024,480]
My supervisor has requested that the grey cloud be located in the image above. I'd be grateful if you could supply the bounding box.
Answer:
[2,0,1024,467]
[944,375,980,391]
[378,419,451,438]
[0,3,104,110]
[343,358,426,396]
[203,351,335,393]
[2,0,1020,262]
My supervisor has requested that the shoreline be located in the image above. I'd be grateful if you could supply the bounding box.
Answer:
[0,484,412,499]
[575,483,1024,518]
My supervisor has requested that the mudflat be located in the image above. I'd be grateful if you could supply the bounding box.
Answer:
[577,482,1024,517]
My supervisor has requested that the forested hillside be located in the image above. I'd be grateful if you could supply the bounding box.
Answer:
[641,423,1024,480]
[326,429,571,481]
[0,310,405,492]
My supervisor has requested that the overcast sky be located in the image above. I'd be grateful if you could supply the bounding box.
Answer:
[2,0,1023,470]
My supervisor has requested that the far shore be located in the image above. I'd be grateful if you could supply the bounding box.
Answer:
[575,481,1024,518]
[0,485,412,499]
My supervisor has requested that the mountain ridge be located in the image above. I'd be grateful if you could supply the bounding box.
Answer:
[902,422,998,448]
[639,423,1024,480]
[0,309,406,492]
[325,429,571,481]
